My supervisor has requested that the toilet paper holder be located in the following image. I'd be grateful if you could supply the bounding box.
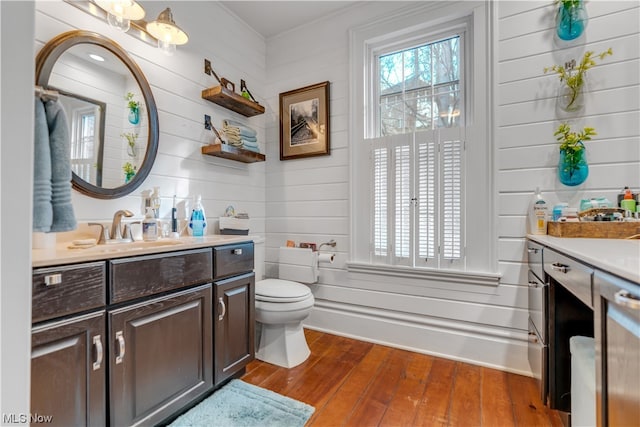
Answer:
[318,239,336,251]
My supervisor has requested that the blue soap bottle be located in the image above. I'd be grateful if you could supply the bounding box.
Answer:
[189,195,207,237]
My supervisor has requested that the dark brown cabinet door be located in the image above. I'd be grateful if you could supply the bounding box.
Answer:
[31,311,106,427]
[214,272,255,386]
[108,284,212,427]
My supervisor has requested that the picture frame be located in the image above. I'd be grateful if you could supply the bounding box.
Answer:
[279,81,330,160]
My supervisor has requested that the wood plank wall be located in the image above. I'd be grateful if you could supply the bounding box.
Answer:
[263,0,640,374]
[34,1,268,237]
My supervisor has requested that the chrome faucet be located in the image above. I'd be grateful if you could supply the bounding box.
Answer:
[110,209,134,241]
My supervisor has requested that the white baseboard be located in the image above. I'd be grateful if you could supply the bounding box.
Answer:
[305,299,533,376]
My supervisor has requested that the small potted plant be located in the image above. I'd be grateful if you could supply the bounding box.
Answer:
[544,48,612,112]
[125,92,142,125]
[123,162,137,183]
[555,0,588,41]
[121,132,139,158]
[554,122,596,186]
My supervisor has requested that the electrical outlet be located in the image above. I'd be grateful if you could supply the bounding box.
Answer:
[204,114,211,130]
[204,59,212,75]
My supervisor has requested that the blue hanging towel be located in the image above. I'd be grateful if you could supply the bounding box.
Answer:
[33,97,53,232]
[44,99,77,232]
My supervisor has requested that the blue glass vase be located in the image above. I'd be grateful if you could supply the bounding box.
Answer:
[128,106,140,125]
[556,1,587,41]
[559,144,588,186]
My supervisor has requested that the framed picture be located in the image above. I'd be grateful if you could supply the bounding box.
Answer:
[279,81,330,160]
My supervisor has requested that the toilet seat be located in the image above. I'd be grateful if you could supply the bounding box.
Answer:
[256,279,312,303]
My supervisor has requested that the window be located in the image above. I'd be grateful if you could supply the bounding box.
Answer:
[350,2,495,277]
[70,107,97,183]
[371,33,465,270]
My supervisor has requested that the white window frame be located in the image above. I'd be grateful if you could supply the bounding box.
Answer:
[348,1,498,282]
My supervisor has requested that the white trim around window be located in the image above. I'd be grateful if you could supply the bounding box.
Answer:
[349,1,497,278]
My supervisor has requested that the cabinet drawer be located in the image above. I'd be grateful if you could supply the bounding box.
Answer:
[110,248,212,304]
[527,240,544,282]
[32,262,106,323]
[544,248,593,309]
[214,242,254,280]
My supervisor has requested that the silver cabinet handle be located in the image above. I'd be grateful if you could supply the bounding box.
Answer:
[614,290,640,310]
[528,332,538,344]
[218,297,226,321]
[115,331,125,364]
[528,281,540,288]
[233,248,243,255]
[551,262,569,273]
[93,335,103,371]
[527,247,539,254]
[44,273,62,286]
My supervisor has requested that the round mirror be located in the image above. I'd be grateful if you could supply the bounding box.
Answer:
[36,30,158,199]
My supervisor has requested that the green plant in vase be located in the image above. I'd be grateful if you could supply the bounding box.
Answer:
[544,48,612,112]
[123,162,137,183]
[125,92,142,125]
[554,123,596,186]
[121,132,139,158]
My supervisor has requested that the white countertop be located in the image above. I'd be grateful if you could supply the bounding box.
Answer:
[528,235,640,284]
[32,234,260,268]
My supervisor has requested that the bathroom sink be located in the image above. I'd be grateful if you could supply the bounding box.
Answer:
[88,239,184,253]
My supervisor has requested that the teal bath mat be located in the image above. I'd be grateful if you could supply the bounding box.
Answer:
[168,379,315,427]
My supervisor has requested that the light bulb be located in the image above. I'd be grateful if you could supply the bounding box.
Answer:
[158,39,176,56]
[107,12,130,32]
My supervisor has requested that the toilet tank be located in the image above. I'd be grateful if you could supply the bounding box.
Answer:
[278,247,318,284]
[253,237,265,280]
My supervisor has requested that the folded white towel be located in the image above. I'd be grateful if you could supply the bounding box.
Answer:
[222,119,257,138]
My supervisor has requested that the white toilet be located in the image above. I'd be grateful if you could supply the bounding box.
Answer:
[254,247,317,368]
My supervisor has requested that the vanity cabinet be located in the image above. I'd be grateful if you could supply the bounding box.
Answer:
[31,240,256,426]
[213,243,255,386]
[108,248,213,426]
[31,312,106,427]
[31,261,107,427]
[108,284,212,427]
[593,270,640,427]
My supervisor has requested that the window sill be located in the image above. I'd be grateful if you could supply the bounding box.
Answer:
[346,262,501,287]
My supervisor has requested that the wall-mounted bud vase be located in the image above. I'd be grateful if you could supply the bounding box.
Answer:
[559,143,588,186]
[125,92,142,125]
[556,0,588,41]
[544,48,613,113]
[128,106,140,125]
[554,123,596,187]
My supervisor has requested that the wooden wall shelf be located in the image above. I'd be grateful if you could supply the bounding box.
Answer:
[201,85,265,117]
[201,144,265,163]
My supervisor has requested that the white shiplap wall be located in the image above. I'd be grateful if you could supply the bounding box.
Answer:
[34,1,267,237]
[497,1,640,286]
[264,0,639,374]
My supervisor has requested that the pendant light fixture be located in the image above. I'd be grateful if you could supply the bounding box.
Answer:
[146,8,189,56]
[94,0,145,32]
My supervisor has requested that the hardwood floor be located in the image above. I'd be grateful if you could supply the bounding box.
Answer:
[241,329,564,426]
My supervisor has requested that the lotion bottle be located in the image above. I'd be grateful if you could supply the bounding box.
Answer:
[529,188,548,235]
[189,195,207,237]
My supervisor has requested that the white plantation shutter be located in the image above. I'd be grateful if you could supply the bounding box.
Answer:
[394,144,411,261]
[373,146,388,258]
[441,131,463,261]
[416,135,437,265]
[371,128,464,268]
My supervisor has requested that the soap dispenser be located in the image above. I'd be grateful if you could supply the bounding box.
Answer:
[142,207,158,241]
[189,195,207,237]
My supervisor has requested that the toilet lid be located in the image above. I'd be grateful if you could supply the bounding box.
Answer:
[256,279,312,302]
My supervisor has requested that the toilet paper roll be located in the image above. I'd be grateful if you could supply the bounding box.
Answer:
[318,253,335,263]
